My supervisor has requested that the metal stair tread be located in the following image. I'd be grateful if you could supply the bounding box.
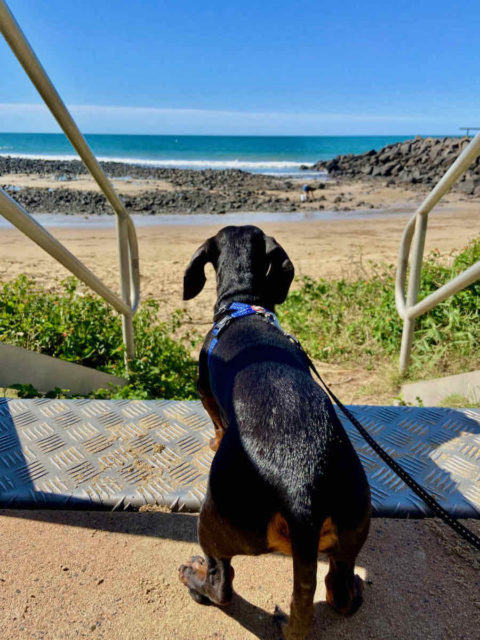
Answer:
[0,398,479,517]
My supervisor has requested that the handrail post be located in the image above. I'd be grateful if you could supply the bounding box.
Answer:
[399,213,428,374]
[0,187,132,316]
[396,132,480,373]
[117,216,135,363]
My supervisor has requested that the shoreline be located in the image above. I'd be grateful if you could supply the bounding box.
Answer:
[0,151,318,174]
[0,156,308,216]
[1,152,476,218]
[0,153,325,181]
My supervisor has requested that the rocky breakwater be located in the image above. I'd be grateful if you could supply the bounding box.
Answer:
[313,136,480,195]
[0,157,301,215]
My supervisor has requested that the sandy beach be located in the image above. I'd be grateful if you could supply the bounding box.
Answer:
[2,0,480,633]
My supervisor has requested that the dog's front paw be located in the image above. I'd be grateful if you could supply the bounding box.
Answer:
[178,555,206,585]
[179,556,213,606]
[325,572,365,616]
[347,574,364,615]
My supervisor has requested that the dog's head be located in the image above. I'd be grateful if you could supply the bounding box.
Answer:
[183,225,294,314]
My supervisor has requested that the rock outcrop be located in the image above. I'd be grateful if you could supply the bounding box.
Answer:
[313,136,480,195]
[4,185,297,216]
[0,158,298,215]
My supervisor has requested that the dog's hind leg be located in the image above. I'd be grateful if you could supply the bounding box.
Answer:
[179,492,260,606]
[324,514,370,616]
[274,523,320,640]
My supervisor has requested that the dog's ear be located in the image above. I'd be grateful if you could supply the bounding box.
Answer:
[264,235,294,304]
[183,237,216,300]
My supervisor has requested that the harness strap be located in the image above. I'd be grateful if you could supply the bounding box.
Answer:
[207,302,281,367]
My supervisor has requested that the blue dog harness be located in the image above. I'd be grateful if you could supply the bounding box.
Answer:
[207,301,285,367]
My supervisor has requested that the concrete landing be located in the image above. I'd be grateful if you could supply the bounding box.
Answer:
[0,399,479,517]
[0,342,127,395]
[402,369,480,406]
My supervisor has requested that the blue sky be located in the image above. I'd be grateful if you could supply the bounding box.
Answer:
[1,0,479,135]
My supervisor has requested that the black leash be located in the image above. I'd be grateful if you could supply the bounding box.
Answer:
[305,354,480,552]
[210,303,480,551]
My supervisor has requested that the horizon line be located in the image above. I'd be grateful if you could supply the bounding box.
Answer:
[0,131,462,138]
[0,102,467,137]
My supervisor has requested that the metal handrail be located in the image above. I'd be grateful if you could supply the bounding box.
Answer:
[396,133,480,373]
[0,0,140,361]
[0,188,131,317]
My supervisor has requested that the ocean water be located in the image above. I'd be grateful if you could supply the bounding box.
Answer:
[0,133,414,176]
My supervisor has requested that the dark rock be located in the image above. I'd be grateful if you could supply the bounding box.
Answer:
[0,157,302,215]
[309,136,479,192]
[326,159,341,173]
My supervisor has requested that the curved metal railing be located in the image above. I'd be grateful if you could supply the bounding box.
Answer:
[395,132,480,373]
[0,0,140,361]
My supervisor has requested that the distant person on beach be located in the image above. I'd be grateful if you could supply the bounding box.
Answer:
[302,183,313,201]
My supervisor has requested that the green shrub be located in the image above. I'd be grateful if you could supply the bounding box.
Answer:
[278,237,480,375]
[0,276,198,399]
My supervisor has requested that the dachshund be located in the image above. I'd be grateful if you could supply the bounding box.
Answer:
[179,225,370,640]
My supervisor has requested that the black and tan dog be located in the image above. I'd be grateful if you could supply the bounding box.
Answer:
[179,225,370,640]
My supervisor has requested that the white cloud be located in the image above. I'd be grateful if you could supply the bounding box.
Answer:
[0,102,460,135]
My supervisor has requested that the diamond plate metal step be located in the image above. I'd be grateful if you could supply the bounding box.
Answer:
[0,399,479,517]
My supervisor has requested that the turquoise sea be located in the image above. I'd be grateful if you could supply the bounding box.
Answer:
[0,133,417,175]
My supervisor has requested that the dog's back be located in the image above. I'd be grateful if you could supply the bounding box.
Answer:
[207,314,369,553]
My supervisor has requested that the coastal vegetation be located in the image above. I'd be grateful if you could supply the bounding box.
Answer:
[279,236,480,383]
[1,235,479,401]
[0,275,198,399]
